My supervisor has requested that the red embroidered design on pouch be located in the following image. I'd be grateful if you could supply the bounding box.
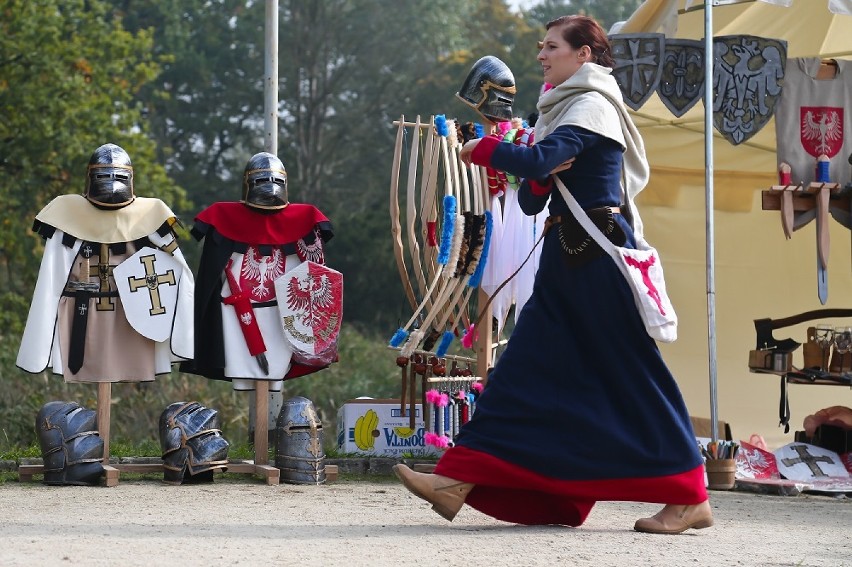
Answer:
[800,106,844,158]
[622,253,665,315]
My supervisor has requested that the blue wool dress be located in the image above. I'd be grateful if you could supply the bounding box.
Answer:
[433,125,706,526]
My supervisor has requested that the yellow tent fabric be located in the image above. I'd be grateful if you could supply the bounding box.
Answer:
[620,0,852,211]
[618,0,852,448]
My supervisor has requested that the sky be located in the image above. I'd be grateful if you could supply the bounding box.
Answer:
[506,0,539,11]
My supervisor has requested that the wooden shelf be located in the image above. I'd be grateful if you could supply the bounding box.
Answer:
[750,367,852,387]
[762,182,845,212]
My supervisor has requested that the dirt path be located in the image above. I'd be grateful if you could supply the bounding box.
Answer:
[1,479,850,566]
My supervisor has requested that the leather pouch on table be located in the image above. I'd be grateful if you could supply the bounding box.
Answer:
[802,327,824,369]
[748,349,773,371]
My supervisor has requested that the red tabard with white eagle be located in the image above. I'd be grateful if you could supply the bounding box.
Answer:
[183,201,335,392]
[775,58,851,185]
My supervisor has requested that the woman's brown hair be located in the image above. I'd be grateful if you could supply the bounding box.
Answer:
[545,15,614,68]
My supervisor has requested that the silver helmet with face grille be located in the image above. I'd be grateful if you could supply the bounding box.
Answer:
[243,152,288,210]
[84,143,135,208]
[455,56,516,123]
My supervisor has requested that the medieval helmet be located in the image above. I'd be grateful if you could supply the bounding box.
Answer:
[455,56,517,123]
[242,152,288,211]
[274,396,326,485]
[84,143,135,209]
[159,401,230,485]
[36,401,104,486]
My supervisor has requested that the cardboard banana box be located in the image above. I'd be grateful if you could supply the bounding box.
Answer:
[336,398,440,457]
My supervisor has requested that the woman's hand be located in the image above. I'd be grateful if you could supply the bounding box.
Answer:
[550,157,576,174]
[459,139,480,166]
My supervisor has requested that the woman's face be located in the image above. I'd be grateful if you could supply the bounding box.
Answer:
[537,26,588,86]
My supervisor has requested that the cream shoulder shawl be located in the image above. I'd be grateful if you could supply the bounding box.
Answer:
[536,63,650,238]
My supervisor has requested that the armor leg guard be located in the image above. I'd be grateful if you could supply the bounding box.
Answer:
[160,401,230,485]
[37,401,104,486]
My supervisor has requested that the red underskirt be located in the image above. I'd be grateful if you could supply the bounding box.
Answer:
[434,446,708,526]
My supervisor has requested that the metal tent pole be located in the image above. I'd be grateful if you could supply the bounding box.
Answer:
[264,0,279,154]
[704,1,719,442]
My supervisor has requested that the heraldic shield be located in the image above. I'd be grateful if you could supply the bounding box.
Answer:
[274,261,343,366]
[713,35,787,146]
[658,39,705,118]
[114,246,182,342]
[609,33,664,111]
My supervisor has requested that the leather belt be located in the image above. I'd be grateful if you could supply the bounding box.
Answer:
[546,206,625,267]
[546,206,621,228]
[63,282,102,374]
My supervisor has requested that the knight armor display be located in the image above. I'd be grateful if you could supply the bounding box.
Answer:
[84,143,135,209]
[275,396,326,484]
[159,401,230,485]
[36,401,104,486]
[455,55,517,123]
[242,152,288,210]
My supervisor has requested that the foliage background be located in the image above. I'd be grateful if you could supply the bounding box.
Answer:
[0,0,639,453]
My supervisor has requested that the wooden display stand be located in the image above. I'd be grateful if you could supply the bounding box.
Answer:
[227,380,280,485]
[18,381,291,486]
[761,182,844,218]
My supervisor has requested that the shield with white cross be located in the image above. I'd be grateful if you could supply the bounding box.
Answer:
[609,33,665,111]
[114,246,182,342]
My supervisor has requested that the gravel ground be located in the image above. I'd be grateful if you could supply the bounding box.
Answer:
[1,476,850,567]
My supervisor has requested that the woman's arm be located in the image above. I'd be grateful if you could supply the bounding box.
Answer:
[518,179,550,215]
[463,125,598,180]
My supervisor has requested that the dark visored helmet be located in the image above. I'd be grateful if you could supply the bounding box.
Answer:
[85,143,135,209]
[36,401,104,486]
[159,401,230,485]
[243,152,288,210]
[455,55,517,123]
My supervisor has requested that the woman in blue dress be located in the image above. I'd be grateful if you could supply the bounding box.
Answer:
[392,15,713,535]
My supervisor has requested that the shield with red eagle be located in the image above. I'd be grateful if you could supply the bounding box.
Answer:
[800,106,844,158]
[274,261,343,362]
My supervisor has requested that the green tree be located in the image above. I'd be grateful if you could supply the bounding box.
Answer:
[117,0,267,212]
[0,0,189,450]
[527,0,642,32]
[0,0,186,299]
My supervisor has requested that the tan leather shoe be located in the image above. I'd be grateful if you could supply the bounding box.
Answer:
[633,500,714,534]
[392,464,473,521]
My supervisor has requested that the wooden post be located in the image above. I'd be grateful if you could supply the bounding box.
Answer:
[97,382,111,462]
[476,288,493,386]
[226,381,280,484]
[96,382,120,486]
[254,380,269,465]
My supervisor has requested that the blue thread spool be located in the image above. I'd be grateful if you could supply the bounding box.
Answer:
[816,155,831,183]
